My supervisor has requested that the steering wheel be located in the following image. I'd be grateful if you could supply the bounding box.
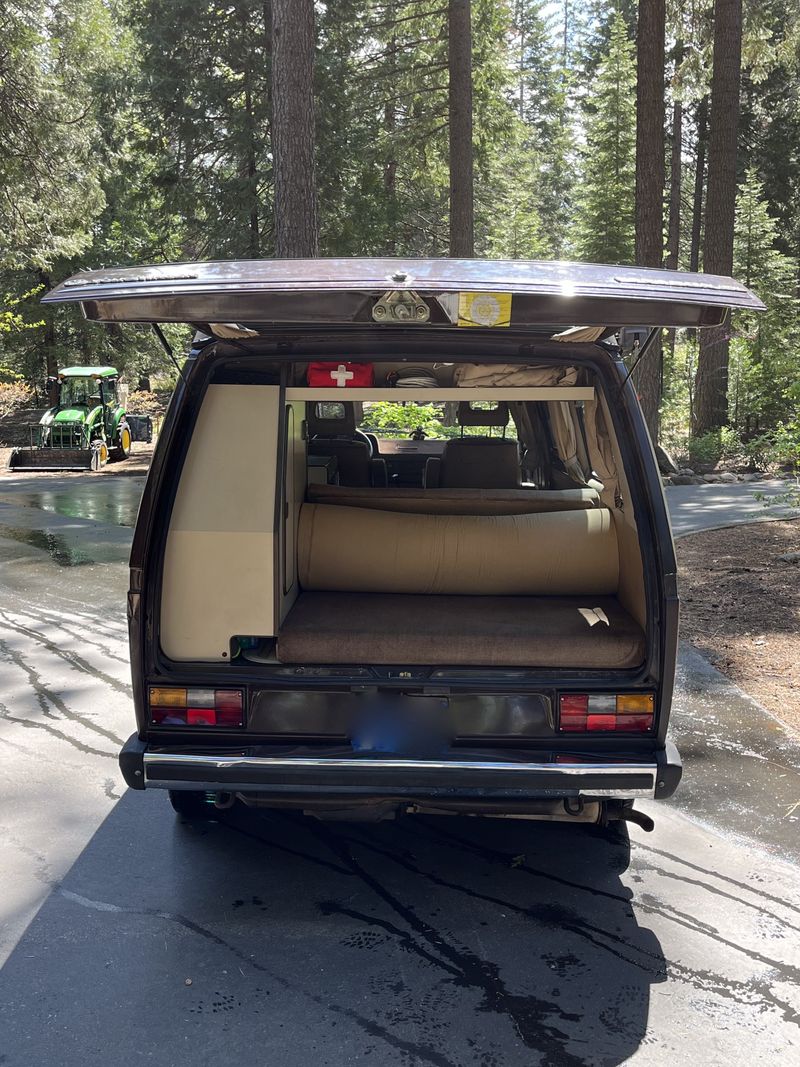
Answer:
[354,429,374,457]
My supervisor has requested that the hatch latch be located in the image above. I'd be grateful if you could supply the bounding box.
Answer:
[372,289,431,324]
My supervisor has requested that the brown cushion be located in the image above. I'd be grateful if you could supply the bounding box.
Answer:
[277,592,644,668]
[307,484,600,514]
[298,503,619,596]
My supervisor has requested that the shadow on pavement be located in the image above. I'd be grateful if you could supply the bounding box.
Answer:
[0,792,666,1067]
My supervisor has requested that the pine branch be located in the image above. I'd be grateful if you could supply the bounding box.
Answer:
[362,6,448,32]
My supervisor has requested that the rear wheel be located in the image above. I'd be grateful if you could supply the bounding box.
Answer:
[168,790,217,819]
[112,421,132,461]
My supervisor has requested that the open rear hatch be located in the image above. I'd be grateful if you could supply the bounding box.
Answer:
[42,257,764,329]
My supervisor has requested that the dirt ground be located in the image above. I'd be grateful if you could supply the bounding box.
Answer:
[0,441,155,477]
[677,518,800,734]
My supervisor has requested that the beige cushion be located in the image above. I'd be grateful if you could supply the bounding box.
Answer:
[298,503,618,596]
[277,592,644,668]
[307,484,600,515]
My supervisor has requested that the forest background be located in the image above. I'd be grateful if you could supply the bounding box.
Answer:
[1,0,798,470]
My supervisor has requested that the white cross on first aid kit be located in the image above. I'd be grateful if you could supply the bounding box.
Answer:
[330,364,354,387]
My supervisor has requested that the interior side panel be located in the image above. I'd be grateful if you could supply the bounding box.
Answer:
[279,400,307,624]
[160,384,279,660]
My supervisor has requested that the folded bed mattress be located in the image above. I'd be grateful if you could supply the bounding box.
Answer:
[276,592,645,669]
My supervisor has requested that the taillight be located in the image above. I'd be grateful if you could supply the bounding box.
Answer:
[149,687,244,727]
[558,693,654,733]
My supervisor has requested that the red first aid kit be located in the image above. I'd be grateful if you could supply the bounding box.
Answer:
[307,362,374,388]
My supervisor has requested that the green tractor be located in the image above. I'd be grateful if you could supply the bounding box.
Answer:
[9,366,136,472]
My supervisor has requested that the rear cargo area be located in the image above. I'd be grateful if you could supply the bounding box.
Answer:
[278,497,644,667]
[157,356,648,672]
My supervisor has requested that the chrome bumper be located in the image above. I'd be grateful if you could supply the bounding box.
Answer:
[121,738,682,801]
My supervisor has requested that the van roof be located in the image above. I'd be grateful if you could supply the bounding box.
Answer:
[42,257,765,329]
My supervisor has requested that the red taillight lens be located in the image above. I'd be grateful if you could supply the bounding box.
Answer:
[150,707,188,725]
[149,687,244,727]
[586,713,617,731]
[187,707,217,726]
[559,694,589,732]
[559,694,654,733]
[615,714,653,732]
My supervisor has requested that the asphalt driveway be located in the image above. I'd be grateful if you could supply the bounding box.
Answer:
[0,473,798,1065]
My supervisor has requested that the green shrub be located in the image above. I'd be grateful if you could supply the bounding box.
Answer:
[748,422,800,472]
[685,427,745,468]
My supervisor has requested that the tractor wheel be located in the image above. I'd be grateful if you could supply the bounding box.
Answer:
[112,422,132,461]
[90,440,109,472]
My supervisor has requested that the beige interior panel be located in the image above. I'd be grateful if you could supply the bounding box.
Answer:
[162,532,277,660]
[594,390,647,629]
[161,384,279,661]
[614,512,646,629]
[279,401,307,624]
[298,503,619,596]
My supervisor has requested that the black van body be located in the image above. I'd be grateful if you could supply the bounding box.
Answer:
[44,259,764,827]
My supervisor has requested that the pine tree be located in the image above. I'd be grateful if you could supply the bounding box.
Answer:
[693,0,743,435]
[729,168,799,432]
[512,0,575,256]
[449,0,475,255]
[633,0,666,441]
[127,0,271,260]
[0,1,109,271]
[571,10,636,263]
[272,0,318,257]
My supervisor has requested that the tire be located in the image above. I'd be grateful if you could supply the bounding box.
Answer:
[169,790,216,819]
[112,421,132,461]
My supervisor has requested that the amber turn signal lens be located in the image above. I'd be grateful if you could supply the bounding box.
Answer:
[149,687,187,707]
[616,694,654,715]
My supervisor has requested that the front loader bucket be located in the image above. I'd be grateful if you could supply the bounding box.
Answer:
[8,447,94,472]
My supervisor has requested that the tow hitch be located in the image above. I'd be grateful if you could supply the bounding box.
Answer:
[604,801,655,832]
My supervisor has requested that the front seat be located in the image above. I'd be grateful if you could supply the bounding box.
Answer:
[424,402,521,489]
[307,403,388,487]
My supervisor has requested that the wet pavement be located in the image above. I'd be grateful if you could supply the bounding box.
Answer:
[0,472,798,1066]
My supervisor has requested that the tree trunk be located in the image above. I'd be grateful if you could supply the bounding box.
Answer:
[271,0,318,258]
[448,0,474,257]
[664,44,683,362]
[384,4,398,255]
[37,271,58,382]
[244,81,260,258]
[384,95,398,255]
[689,95,708,273]
[633,0,666,441]
[693,0,742,435]
[664,44,683,272]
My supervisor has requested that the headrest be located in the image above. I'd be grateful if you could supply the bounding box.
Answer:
[457,401,510,428]
[307,401,356,438]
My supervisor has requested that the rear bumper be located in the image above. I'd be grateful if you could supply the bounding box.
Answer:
[120,735,682,802]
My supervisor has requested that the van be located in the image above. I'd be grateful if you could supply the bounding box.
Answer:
[45,259,763,831]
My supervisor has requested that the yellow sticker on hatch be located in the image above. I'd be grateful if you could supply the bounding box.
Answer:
[457,291,512,328]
